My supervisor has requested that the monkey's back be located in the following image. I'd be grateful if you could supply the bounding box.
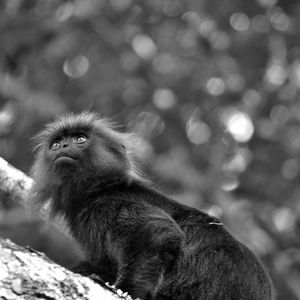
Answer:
[157,212,272,300]
[129,184,272,300]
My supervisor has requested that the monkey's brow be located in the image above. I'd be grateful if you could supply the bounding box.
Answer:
[64,128,89,135]
[48,127,90,140]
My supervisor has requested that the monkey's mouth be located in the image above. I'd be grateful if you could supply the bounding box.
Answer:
[54,154,78,165]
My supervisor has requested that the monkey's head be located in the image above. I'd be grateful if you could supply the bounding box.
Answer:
[30,112,145,208]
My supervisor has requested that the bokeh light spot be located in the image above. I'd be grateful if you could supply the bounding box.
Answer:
[242,89,261,107]
[223,148,252,174]
[230,13,250,31]
[206,77,225,96]
[209,31,231,50]
[133,112,165,138]
[265,64,286,86]
[153,53,176,74]
[186,119,211,145]
[270,12,290,31]
[182,11,201,27]
[226,73,245,92]
[63,55,90,78]
[270,105,290,125]
[0,104,15,135]
[207,205,223,218]
[132,34,157,60]
[221,178,239,191]
[56,3,74,21]
[281,159,299,180]
[153,88,177,110]
[199,19,216,37]
[273,207,296,233]
[226,112,254,143]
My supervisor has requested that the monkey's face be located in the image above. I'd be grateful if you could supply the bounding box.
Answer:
[46,130,128,180]
[47,132,90,172]
[32,113,134,187]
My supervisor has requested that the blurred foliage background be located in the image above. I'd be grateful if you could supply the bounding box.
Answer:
[0,0,300,298]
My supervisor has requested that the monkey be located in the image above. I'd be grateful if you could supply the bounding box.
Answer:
[30,112,184,300]
[30,112,273,300]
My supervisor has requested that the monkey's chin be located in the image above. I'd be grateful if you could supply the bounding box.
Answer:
[54,156,77,166]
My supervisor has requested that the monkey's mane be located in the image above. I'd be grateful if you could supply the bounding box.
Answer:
[34,112,110,150]
[31,112,150,192]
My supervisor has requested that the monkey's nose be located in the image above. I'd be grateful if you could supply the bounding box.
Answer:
[62,143,68,148]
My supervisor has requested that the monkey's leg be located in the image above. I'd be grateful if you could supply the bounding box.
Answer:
[114,220,183,300]
[71,261,95,276]
[71,260,122,296]
[71,260,116,284]
[115,255,164,300]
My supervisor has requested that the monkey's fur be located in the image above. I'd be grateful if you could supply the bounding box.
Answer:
[30,112,272,300]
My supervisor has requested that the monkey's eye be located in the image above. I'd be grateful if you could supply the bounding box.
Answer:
[50,141,61,151]
[75,135,87,144]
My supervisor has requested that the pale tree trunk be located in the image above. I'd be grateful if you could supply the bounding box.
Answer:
[0,157,133,300]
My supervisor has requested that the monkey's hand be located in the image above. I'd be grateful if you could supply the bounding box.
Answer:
[72,261,134,299]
